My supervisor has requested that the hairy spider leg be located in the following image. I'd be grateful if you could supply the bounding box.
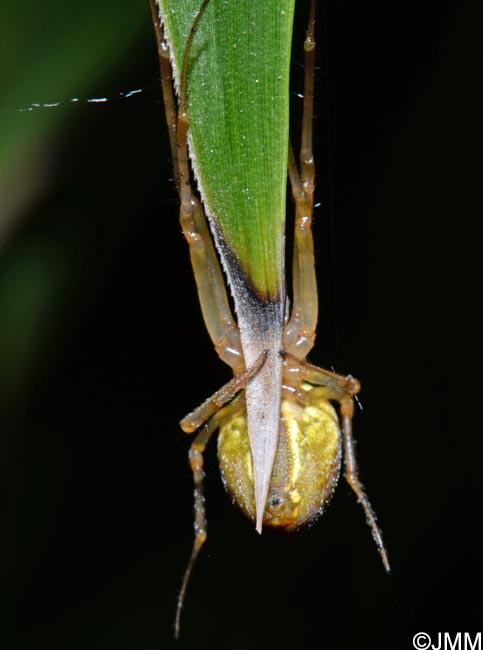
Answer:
[281,0,390,573]
[151,0,244,372]
[174,395,239,639]
[149,0,179,190]
[180,351,267,434]
[173,345,266,637]
[284,0,318,358]
[283,352,390,572]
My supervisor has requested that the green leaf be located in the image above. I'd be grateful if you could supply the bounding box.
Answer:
[159,0,295,300]
[158,0,297,534]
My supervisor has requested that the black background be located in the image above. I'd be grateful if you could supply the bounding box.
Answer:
[1,1,481,648]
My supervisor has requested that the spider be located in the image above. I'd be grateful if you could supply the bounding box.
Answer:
[150,0,389,636]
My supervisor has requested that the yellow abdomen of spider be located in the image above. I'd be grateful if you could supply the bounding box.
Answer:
[217,389,341,530]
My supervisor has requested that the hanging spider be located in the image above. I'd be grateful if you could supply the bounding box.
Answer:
[149,0,389,637]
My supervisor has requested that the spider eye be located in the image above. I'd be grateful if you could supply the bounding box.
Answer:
[268,494,283,507]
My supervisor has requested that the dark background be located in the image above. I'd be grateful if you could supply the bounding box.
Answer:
[1,0,480,648]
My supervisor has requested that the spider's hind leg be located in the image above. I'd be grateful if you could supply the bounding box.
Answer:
[175,394,244,638]
[284,352,390,572]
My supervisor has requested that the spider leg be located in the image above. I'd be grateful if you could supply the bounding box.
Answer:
[174,423,212,640]
[284,352,390,572]
[175,397,244,638]
[176,345,266,635]
[339,397,390,572]
[180,350,266,433]
[149,0,179,190]
[151,1,243,372]
[285,0,318,359]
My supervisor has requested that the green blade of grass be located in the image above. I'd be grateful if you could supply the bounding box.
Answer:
[158,0,297,532]
[159,0,295,300]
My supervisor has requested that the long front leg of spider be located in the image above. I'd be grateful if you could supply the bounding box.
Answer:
[153,0,243,373]
[286,353,390,572]
[285,0,318,358]
[149,0,179,189]
[176,4,244,370]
